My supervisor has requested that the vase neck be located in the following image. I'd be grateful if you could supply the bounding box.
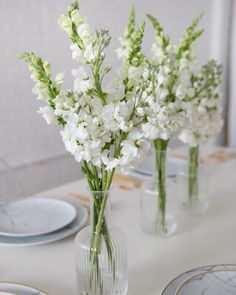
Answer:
[89,190,111,233]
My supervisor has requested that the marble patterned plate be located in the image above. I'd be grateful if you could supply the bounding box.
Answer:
[0,198,77,237]
[161,264,236,295]
[0,282,47,294]
[0,197,88,246]
[176,269,236,295]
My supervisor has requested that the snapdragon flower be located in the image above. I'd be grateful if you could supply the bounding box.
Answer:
[19,0,149,186]
[137,14,204,142]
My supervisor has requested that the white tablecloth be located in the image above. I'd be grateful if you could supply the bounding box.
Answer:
[0,162,236,295]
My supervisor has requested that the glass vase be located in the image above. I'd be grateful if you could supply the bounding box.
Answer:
[177,146,209,214]
[140,179,177,237]
[140,139,177,237]
[75,190,128,295]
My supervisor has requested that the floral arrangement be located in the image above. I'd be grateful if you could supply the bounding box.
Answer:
[117,11,206,233]
[19,0,148,293]
[19,0,224,291]
[179,60,223,204]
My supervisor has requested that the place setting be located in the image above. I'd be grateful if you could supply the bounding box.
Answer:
[0,196,88,246]
[162,264,236,295]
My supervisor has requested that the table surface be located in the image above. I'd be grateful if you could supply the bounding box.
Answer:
[0,161,236,295]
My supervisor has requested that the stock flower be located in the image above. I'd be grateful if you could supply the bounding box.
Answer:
[179,60,223,146]
[72,67,93,92]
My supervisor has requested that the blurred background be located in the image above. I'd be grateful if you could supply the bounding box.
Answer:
[0,0,235,196]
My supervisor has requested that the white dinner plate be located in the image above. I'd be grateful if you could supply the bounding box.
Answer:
[0,282,47,294]
[0,197,88,246]
[161,264,236,295]
[0,198,77,237]
[176,269,236,295]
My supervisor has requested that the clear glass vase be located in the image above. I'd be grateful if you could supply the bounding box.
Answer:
[140,179,177,237]
[177,146,209,214]
[75,190,128,295]
[140,139,177,237]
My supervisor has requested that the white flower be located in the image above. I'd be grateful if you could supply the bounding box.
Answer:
[72,67,88,80]
[116,47,129,61]
[32,82,49,101]
[120,140,139,165]
[70,44,83,61]
[101,104,119,132]
[71,10,85,27]
[72,67,93,93]
[151,43,165,64]
[58,15,72,35]
[77,24,92,46]
[179,61,223,146]
[101,152,120,170]
[55,72,65,86]
[38,106,58,124]
[83,43,95,62]
[128,66,144,83]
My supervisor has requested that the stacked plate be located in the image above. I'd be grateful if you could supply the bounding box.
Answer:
[162,264,236,294]
[0,197,88,246]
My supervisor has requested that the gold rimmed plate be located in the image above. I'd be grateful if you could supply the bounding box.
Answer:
[176,269,236,295]
[161,264,236,295]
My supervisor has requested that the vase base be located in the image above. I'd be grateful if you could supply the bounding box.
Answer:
[75,225,128,295]
[140,214,177,237]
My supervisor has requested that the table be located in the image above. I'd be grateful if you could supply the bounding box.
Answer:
[0,161,236,295]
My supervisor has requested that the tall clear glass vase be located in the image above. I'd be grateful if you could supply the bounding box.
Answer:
[177,145,209,214]
[75,190,128,295]
[140,139,177,237]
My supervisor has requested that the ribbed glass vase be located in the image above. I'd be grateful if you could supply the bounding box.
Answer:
[75,190,127,295]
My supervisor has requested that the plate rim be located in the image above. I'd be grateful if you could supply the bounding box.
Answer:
[161,263,236,295]
[0,281,48,294]
[0,196,88,246]
[0,197,77,237]
[175,268,236,295]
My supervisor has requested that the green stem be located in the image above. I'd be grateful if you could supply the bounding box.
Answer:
[154,138,168,232]
[92,164,100,191]
[94,78,106,106]
[101,164,107,191]
[82,160,95,191]
[89,169,115,294]
[89,191,109,271]
[188,146,199,204]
